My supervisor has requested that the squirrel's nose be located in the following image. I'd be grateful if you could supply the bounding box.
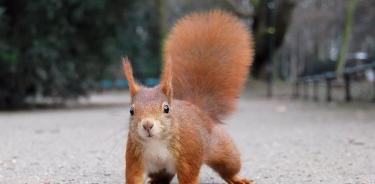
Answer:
[142,121,154,131]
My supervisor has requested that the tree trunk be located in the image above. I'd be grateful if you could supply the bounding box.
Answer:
[252,0,296,78]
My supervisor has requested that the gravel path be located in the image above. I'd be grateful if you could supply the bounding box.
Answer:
[0,92,374,184]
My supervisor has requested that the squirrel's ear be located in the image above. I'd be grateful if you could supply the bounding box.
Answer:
[161,57,173,102]
[122,57,139,97]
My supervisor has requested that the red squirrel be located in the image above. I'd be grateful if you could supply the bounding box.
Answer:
[123,10,254,184]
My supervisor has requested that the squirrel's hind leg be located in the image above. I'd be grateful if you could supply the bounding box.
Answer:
[206,146,252,184]
[205,126,252,184]
[225,176,252,184]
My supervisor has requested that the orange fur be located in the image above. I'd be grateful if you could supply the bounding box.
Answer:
[163,10,254,120]
[124,10,253,184]
[160,57,173,103]
[125,135,144,184]
[122,57,139,97]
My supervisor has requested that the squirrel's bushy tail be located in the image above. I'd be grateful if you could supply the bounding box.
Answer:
[163,10,254,121]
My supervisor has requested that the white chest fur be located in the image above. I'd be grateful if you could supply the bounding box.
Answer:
[143,140,176,174]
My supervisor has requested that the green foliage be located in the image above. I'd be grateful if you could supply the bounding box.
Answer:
[250,0,261,9]
[0,0,162,108]
[120,1,162,80]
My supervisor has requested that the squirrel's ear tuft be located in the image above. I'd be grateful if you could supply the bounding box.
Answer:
[161,57,173,102]
[122,57,139,97]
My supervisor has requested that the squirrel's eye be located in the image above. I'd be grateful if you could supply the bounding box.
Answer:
[163,104,169,113]
[129,106,134,116]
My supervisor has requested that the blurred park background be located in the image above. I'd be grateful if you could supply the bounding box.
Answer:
[1,1,375,183]
[0,0,374,109]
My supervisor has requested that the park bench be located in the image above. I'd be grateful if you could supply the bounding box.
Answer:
[294,61,375,102]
